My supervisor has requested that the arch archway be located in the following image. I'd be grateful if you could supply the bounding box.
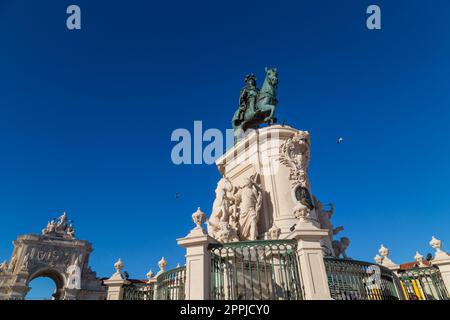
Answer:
[0,213,107,300]
[26,268,66,300]
[26,277,57,300]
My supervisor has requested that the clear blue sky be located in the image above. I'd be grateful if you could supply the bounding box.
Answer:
[1,0,449,298]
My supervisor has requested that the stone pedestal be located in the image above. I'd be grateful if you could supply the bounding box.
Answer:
[5,273,30,300]
[62,288,79,300]
[104,275,129,300]
[286,221,332,300]
[432,254,450,294]
[216,125,318,238]
[177,227,217,300]
[104,259,129,301]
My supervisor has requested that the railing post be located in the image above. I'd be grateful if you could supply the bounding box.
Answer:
[286,220,332,300]
[104,258,129,300]
[177,208,216,300]
[375,245,405,300]
[429,236,450,295]
[146,269,157,300]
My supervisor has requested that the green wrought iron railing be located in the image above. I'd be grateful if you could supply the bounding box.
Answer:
[155,266,186,300]
[123,266,186,300]
[123,282,155,301]
[209,240,304,300]
[324,257,400,300]
[398,266,449,300]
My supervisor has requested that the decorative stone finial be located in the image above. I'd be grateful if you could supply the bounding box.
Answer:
[430,236,443,253]
[158,257,167,273]
[377,244,398,269]
[107,258,126,280]
[146,269,154,280]
[114,258,124,274]
[414,251,425,267]
[374,254,383,265]
[378,244,389,257]
[429,236,449,261]
[192,207,206,229]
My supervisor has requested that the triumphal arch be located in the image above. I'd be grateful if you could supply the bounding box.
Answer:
[0,212,106,300]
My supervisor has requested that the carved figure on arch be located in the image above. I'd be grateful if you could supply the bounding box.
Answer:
[8,255,17,273]
[0,261,8,274]
[41,212,76,240]
[66,257,82,290]
[21,253,31,271]
[67,224,75,239]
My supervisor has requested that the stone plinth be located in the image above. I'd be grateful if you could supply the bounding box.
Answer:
[104,276,129,300]
[215,125,318,238]
[286,221,332,300]
[177,227,217,300]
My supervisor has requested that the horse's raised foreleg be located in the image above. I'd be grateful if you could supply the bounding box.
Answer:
[263,105,276,124]
[268,105,276,122]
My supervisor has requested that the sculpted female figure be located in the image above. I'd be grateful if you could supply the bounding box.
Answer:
[235,176,262,240]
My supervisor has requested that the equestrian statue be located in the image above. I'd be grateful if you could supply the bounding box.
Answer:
[231,67,279,143]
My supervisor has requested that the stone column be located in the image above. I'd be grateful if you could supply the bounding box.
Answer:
[6,273,29,300]
[177,208,217,300]
[104,258,129,300]
[429,236,450,294]
[145,269,157,300]
[286,220,332,300]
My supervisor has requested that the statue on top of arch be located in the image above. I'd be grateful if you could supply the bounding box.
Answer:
[42,212,76,240]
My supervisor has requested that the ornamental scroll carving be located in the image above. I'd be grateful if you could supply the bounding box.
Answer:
[279,131,314,221]
[279,131,311,188]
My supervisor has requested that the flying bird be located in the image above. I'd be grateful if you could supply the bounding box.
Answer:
[337,137,344,144]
